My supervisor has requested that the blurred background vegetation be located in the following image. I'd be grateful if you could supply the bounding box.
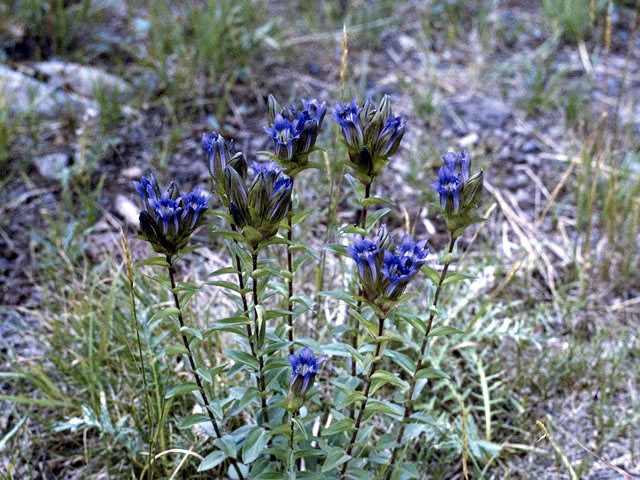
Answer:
[0,0,638,478]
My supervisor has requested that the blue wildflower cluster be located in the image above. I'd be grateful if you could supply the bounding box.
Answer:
[134,174,211,255]
[288,347,327,397]
[347,226,429,302]
[225,160,293,249]
[430,150,483,215]
[265,95,327,174]
[332,95,406,183]
[201,132,247,193]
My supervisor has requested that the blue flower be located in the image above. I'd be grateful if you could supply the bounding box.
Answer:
[288,347,327,396]
[346,235,381,294]
[181,187,211,229]
[331,99,363,151]
[431,150,482,219]
[265,96,327,171]
[374,114,406,158]
[134,175,210,255]
[347,229,428,301]
[430,164,463,213]
[201,132,232,183]
[331,95,406,183]
[265,114,298,162]
[149,192,181,235]
[224,161,293,248]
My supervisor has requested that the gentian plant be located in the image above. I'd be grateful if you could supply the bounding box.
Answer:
[128,93,484,479]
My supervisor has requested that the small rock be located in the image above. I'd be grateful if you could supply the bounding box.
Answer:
[457,132,479,148]
[33,61,133,100]
[520,140,541,154]
[450,96,512,129]
[115,195,140,228]
[121,166,143,179]
[0,66,89,119]
[35,153,69,180]
[91,0,128,17]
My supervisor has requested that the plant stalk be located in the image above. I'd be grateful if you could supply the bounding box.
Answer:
[384,237,456,480]
[287,187,295,354]
[340,310,386,478]
[251,252,270,425]
[166,257,245,480]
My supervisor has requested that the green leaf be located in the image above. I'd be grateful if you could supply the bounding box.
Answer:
[165,345,188,356]
[442,273,475,285]
[321,446,351,472]
[361,195,395,207]
[179,413,210,429]
[292,209,314,224]
[165,382,199,399]
[428,326,464,337]
[323,243,349,257]
[225,350,260,370]
[149,306,179,323]
[198,450,226,471]
[415,367,451,380]
[371,370,409,393]
[242,427,270,464]
[181,326,203,341]
[135,257,170,268]
[208,266,239,277]
[214,435,238,459]
[196,367,212,384]
[365,208,391,230]
[322,418,355,436]
[421,265,441,285]
[385,350,416,375]
[318,290,358,308]
[362,399,403,421]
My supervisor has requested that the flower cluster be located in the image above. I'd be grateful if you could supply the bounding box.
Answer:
[347,226,428,301]
[201,132,247,193]
[265,95,327,174]
[225,161,293,249]
[332,95,406,183]
[134,174,211,255]
[430,150,483,231]
[288,347,327,397]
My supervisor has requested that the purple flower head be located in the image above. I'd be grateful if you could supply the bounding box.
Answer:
[201,132,233,182]
[134,174,211,256]
[397,234,429,269]
[441,150,470,182]
[251,160,283,181]
[374,114,406,158]
[149,191,182,235]
[180,187,211,229]
[331,99,364,151]
[430,165,463,214]
[265,114,298,162]
[347,235,382,296]
[265,96,327,169]
[288,347,327,396]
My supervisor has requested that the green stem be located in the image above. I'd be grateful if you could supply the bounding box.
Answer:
[289,411,297,479]
[383,237,456,480]
[340,310,387,478]
[166,257,245,480]
[251,252,270,425]
[350,181,372,416]
[287,200,295,354]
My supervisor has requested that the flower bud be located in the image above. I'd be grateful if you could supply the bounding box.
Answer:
[288,348,326,398]
[201,132,232,184]
[228,151,248,181]
[462,170,483,210]
[134,175,210,256]
[267,93,281,125]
